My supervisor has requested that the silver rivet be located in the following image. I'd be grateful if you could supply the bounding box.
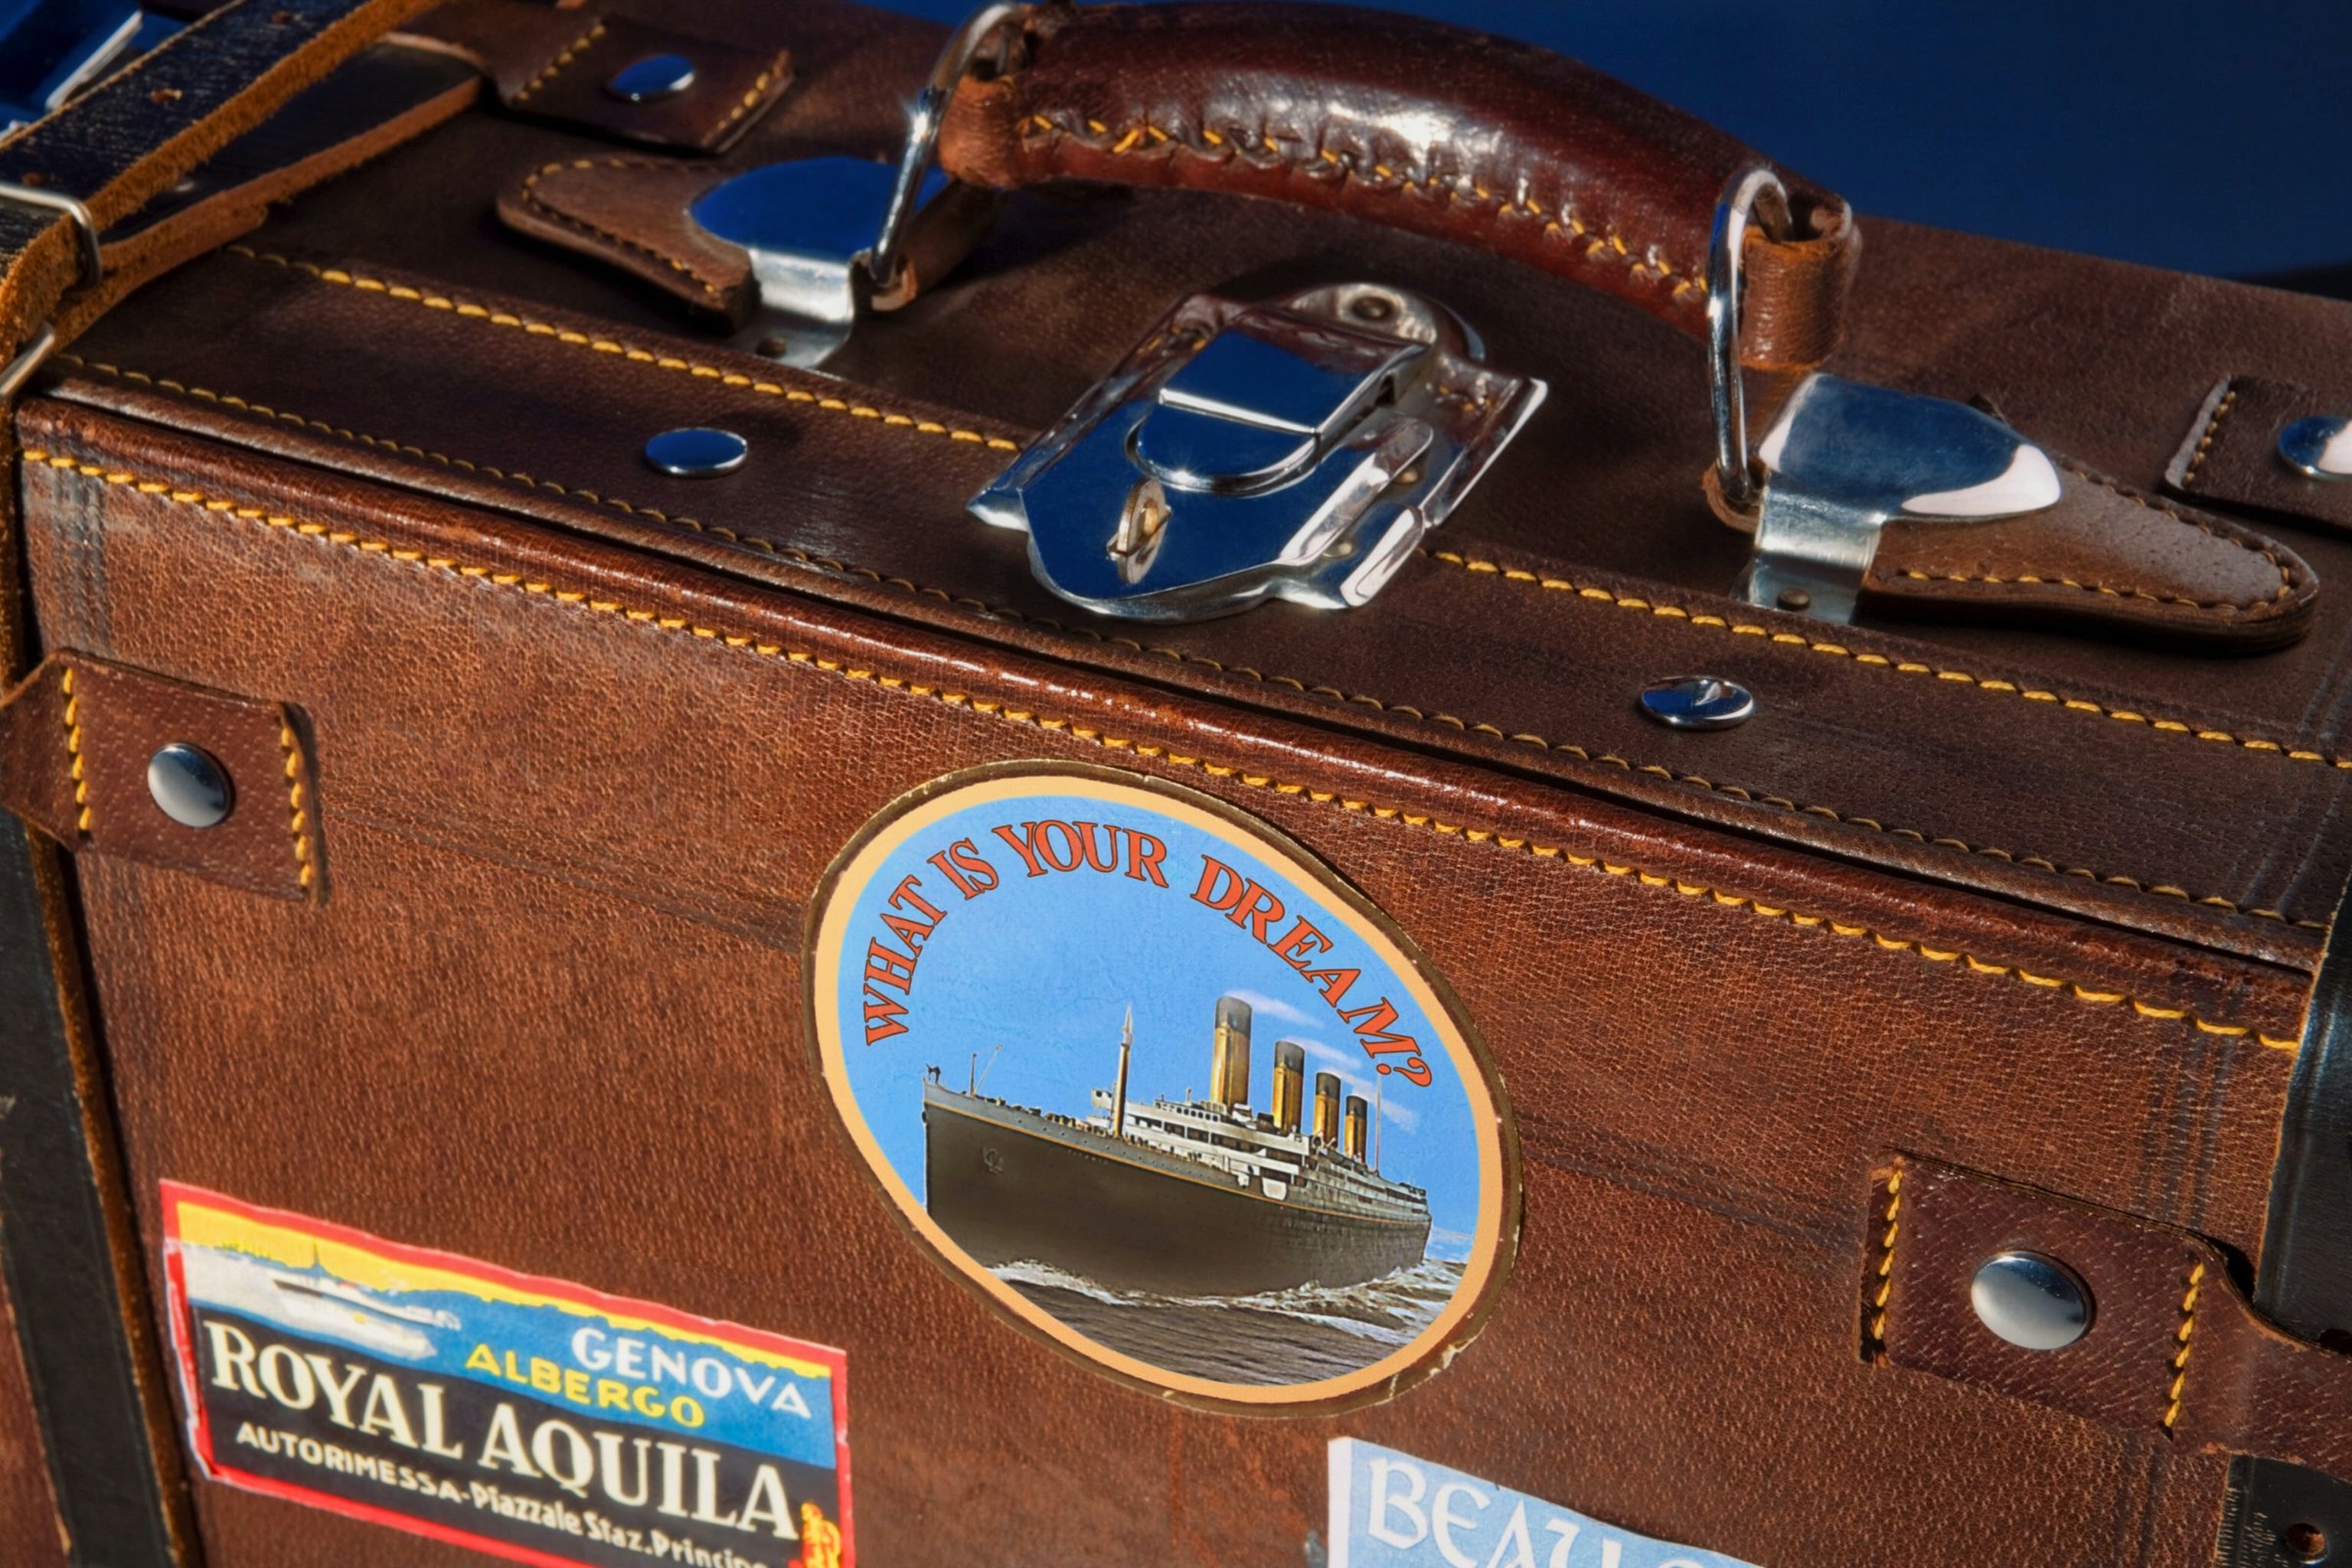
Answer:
[644,427,747,478]
[146,743,234,829]
[2280,414,2352,481]
[1638,675,1755,730]
[1970,1250,2092,1351]
[606,53,696,103]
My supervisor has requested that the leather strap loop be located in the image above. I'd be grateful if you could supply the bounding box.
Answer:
[935,2,1860,371]
[1878,1157,2352,1486]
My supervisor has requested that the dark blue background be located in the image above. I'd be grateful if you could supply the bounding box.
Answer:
[871,0,2352,282]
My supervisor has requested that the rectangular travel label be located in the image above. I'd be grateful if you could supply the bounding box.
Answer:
[161,1181,850,1568]
[1328,1439,1753,1568]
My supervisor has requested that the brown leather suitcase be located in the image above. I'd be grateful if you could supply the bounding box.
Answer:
[10,4,2352,1566]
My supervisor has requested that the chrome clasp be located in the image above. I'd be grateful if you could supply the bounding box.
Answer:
[684,2,1024,366]
[970,283,1545,621]
[1707,165,2060,622]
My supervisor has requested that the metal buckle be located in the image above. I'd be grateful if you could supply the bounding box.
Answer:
[969,283,1545,621]
[0,0,148,132]
[684,2,1024,366]
[0,178,104,401]
[1707,165,2060,622]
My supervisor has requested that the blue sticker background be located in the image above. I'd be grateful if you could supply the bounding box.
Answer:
[1329,1440,1758,1568]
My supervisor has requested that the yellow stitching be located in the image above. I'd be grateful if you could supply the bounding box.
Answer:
[512,21,606,105]
[1893,567,2279,613]
[2051,455,2297,606]
[519,160,726,299]
[1867,1161,1903,1347]
[1018,115,1697,298]
[222,249,1021,452]
[62,348,2327,934]
[2179,384,2240,493]
[278,717,313,892]
[21,445,2303,1050]
[1426,549,2352,773]
[716,65,780,137]
[2162,1260,2204,1431]
[60,664,89,835]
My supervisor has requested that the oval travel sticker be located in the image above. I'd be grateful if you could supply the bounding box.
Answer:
[808,763,1513,1407]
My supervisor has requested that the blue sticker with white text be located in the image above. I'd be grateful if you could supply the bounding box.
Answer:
[1329,1439,1756,1568]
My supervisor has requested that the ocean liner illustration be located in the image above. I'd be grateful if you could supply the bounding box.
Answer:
[922,995,1432,1295]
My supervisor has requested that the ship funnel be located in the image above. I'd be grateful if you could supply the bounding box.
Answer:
[1344,1094,1370,1160]
[1210,995,1253,1109]
[1313,1072,1341,1142]
[1271,1041,1306,1133]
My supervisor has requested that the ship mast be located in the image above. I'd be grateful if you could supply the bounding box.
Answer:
[1112,1006,1132,1141]
[1374,1076,1383,1173]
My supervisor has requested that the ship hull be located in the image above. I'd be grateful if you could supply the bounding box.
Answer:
[923,1090,1429,1295]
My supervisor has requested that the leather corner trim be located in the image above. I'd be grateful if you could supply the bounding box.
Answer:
[1876,1155,2352,1487]
[2167,375,2352,538]
[399,0,790,154]
[0,654,319,903]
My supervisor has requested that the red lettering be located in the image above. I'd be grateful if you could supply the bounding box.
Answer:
[1124,829,1169,887]
[1337,998,1432,1085]
[1035,821,1084,873]
[1271,917,1333,968]
[864,937,919,994]
[1226,880,1285,943]
[1303,966,1360,1006]
[880,910,934,952]
[1070,822,1122,873]
[1192,856,1246,911]
[861,988,910,1045]
[886,876,946,924]
[928,839,1000,899]
[992,822,1049,877]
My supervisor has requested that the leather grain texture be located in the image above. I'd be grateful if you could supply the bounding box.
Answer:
[397,0,792,154]
[14,2,2352,1562]
[0,1268,67,1568]
[2167,374,2352,537]
[936,2,1860,371]
[1883,1158,2352,1488]
[0,650,319,902]
[13,396,2314,1568]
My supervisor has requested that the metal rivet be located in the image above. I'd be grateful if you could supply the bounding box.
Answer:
[606,53,696,103]
[644,427,747,478]
[1775,586,1812,612]
[1638,675,1755,730]
[2280,414,2352,481]
[1970,1250,2092,1351]
[2284,1522,2331,1564]
[146,743,234,829]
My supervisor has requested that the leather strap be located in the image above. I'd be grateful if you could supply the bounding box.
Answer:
[0,650,320,902]
[2167,375,2352,537]
[935,2,1860,371]
[0,0,437,377]
[1867,459,2318,650]
[395,0,791,155]
[1877,1157,2352,1485]
[496,153,1003,328]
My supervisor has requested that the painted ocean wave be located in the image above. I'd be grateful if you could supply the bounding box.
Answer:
[991,1256,1467,1383]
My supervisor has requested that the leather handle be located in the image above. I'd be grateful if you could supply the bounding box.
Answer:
[936,2,1860,371]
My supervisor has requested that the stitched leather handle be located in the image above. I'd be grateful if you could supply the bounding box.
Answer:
[936,2,1860,370]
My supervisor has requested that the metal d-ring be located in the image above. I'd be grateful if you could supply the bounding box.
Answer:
[0,178,103,401]
[864,0,1031,302]
[1706,164,1793,516]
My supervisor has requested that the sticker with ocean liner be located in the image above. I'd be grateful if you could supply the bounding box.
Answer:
[808,763,1511,1406]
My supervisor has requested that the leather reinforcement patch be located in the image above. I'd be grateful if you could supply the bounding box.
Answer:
[807,763,1514,1410]
[159,1183,851,1568]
